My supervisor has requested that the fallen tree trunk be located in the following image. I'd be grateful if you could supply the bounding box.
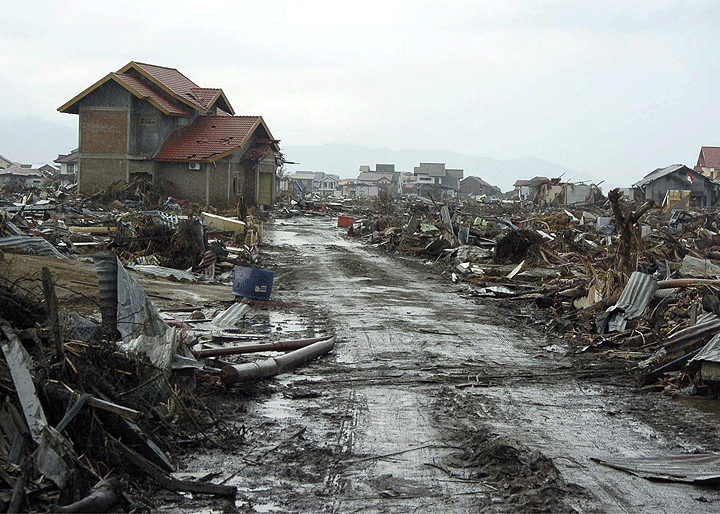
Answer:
[608,188,653,277]
[221,335,336,386]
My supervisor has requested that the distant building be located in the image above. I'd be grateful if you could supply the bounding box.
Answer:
[460,176,502,198]
[375,164,395,173]
[0,164,47,188]
[513,177,549,201]
[412,163,463,196]
[289,171,315,195]
[695,147,720,180]
[314,172,339,195]
[632,164,718,208]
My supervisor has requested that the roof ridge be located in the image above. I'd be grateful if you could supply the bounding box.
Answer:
[132,61,181,72]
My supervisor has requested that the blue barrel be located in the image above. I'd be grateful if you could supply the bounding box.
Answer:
[232,266,274,300]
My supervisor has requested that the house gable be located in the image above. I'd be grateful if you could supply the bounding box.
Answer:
[698,147,720,169]
[118,62,234,115]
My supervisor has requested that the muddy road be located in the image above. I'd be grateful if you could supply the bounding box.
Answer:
[169,215,720,513]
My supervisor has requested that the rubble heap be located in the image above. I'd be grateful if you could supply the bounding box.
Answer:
[307,190,720,398]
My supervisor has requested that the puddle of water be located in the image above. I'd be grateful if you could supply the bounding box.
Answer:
[243,310,317,335]
[680,396,720,421]
[255,395,300,419]
[252,503,283,513]
[276,374,324,386]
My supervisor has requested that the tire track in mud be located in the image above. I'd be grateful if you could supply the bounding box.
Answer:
[261,217,720,513]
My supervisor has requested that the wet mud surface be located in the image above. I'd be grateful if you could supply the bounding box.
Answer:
[157,215,720,513]
[9,216,720,512]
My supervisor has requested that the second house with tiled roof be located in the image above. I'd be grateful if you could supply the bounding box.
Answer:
[695,146,720,181]
[59,61,281,208]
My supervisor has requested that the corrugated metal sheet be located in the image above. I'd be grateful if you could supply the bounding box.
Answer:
[605,272,658,332]
[210,303,251,328]
[0,236,67,259]
[128,265,205,282]
[690,332,720,364]
[592,454,720,483]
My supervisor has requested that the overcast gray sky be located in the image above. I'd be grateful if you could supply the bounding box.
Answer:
[2,0,719,187]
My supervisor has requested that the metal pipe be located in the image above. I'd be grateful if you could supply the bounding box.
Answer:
[658,278,720,289]
[221,336,335,386]
[194,335,334,358]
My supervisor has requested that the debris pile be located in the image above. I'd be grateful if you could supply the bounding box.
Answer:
[318,190,720,396]
[0,187,336,511]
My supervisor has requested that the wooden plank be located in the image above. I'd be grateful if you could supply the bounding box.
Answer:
[109,436,237,497]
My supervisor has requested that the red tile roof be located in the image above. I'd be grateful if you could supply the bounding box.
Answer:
[189,88,222,108]
[114,73,191,116]
[59,62,235,115]
[155,115,277,161]
[698,147,720,169]
[122,62,234,115]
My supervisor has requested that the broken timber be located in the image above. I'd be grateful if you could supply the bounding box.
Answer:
[109,435,236,497]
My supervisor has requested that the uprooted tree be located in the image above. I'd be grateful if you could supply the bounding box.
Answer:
[608,188,654,278]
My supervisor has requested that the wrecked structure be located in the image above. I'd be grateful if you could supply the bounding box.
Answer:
[632,164,719,209]
[58,61,282,209]
[513,176,604,205]
[330,187,720,403]
[7,163,720,511]
[0,177,342,511]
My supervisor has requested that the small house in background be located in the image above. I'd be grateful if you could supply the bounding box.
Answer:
[513,177,549,201]
[0,164,46,188]
[289,171,315,196]
[54,149,78,186]
[460,176,502,198]
[695,147,720,180]
[513,179,532,200]
[632,164,718,208]
[412,163,463,197]
[0,155,14,170]
[313,172,339,196]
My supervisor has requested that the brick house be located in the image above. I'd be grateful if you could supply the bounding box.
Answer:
[58,61,281,208]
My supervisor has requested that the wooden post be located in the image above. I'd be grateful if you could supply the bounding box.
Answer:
[41,267,64,361]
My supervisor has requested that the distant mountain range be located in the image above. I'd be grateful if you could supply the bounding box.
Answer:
[281,143,617,193]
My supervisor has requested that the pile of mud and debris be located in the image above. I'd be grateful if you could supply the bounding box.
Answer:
[0,182,335,512]
[283,189,720,400]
